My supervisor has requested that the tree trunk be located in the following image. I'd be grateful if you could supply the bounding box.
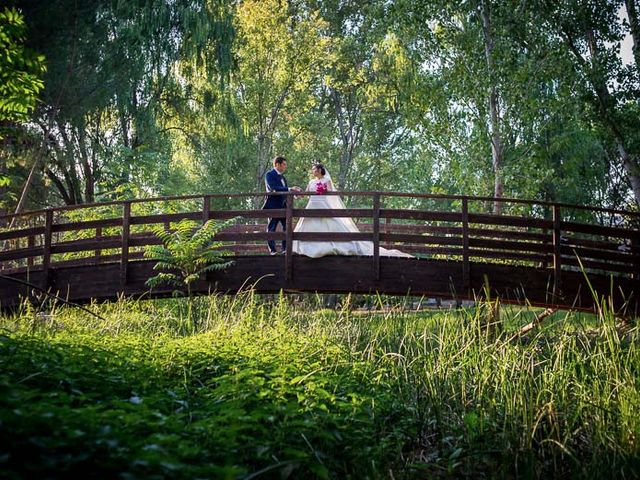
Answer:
[330,88,360,190]
[45,167,74,205]
[117,97,131,184]
[479,0,505,214]
[91,111,101,196]
[338,149,353,191]
[626,0,640,68]
[618,141,640,204]
[254,130,274,208]
[9,118,54,227]
[77,123,94,203]
[581,25,640,206]
[58,123,83,204]
[257,138,266,185]
[10,155,41,228]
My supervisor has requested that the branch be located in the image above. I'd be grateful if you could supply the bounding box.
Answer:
[45,167,73,205]
[514,307,557,339]
[267,82,292,133]
[11,0,81,222]
[625,0,640,67]
[330,88,348,143]
[0,274,107,321]
[559,27,590,70]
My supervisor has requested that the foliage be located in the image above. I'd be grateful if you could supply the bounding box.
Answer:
[144,219,236,296]
[0,6,46,201]
[532,0,640,206]
[2,0,234,208]
[0,7,45,123]
[0,295,639,478]
[2,0,639,218]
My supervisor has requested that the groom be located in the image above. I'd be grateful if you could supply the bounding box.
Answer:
[263,155,301,254]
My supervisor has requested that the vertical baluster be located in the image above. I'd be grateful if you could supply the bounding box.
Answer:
[541,207,551,270]
[373,193,380,281]
[552,205,562,298]
[541,227,549,270]
[285,193,293,283]
[95,226,102,260]
[42,209,53,290]
[462,198,470,291]
[27,235,35,267]
[631,234,639,282]
[120,202,131,289]
[202,196,210,225]
[201,195,216,257]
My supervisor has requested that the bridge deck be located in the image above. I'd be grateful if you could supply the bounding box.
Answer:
[0,256,635,312]
[1,191,639,313]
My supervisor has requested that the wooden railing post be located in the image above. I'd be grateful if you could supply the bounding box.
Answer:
[552,205,562,298]
[542,208,551,269]
[632,235,640,281]
[462,198,470,291]
[285,192,293,284]
[27,235,35,267]
[372,193,380,281]
[120,201,131,289]
[95,227,102,260]
[202,195,211,225]
[42,209,53,290]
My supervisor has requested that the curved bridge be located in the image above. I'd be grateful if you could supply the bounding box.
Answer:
[1,192,639,314]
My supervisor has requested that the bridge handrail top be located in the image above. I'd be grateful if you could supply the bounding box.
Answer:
[1,190,639,221]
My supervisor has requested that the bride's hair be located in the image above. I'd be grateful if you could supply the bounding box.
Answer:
[313,163,326,176]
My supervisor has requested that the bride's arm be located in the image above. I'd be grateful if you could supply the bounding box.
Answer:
[306,180,315,192]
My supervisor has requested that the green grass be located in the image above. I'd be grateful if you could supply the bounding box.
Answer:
[1,293,639,478]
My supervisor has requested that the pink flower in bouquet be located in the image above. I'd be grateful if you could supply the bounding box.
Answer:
[316,182,328,194]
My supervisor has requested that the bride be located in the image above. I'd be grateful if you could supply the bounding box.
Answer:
[292,164,413,258]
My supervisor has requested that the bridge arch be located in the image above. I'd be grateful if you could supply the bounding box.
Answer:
[1,192,639,313]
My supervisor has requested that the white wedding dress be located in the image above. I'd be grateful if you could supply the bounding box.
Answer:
[292,174,413,259]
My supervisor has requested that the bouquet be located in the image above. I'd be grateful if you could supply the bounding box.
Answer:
[315,182,328,194]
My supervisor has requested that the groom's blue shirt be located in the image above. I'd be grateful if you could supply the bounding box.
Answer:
[262,168,289,209]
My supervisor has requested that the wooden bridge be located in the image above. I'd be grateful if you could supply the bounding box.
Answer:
[1,191,639,314]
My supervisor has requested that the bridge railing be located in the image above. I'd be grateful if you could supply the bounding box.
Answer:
[1,192,639,294]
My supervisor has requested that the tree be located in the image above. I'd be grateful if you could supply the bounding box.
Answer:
[232,0,332,191]
[0,7,46,214]
[379,0,624,215]
[2,0,636,221]
[312,0,401,190]
[8,0,234,210]
[626,0,640,67]
[538,0,640,207]
[477,0,505,213]
[0,7,45,124]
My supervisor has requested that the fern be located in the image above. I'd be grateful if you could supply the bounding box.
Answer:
[144,218,237,297]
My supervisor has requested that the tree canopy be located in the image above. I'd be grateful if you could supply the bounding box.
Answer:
[0,0,638,219]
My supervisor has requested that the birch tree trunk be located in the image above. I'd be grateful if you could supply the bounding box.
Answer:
[330,88,360,190]
[479,0,505,215]
[626,0,640,67]
[563,24,640,206]
[77,123,94,203]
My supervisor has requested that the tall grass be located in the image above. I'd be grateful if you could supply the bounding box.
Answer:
[1,292,639,478]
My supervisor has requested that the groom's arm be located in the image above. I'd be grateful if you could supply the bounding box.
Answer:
[265,171,290,192]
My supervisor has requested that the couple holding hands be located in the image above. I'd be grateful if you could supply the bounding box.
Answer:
[262,155,411,259]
